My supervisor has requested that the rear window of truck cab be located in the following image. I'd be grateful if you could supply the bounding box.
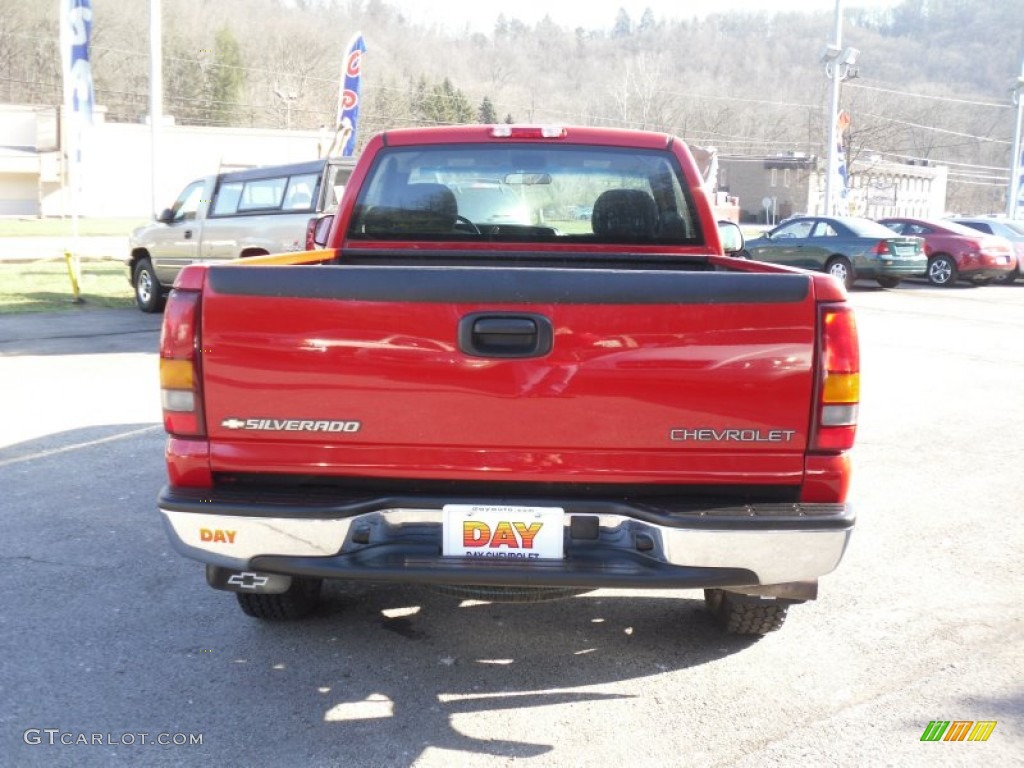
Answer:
[347,144,703,245]
[210,169,325,217]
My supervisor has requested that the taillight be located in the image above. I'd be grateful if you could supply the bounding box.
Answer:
[490,125,567,139]
[304,218,317,250]
[159,289,205,437]
[874,240,890,256]
[813,303,859,452]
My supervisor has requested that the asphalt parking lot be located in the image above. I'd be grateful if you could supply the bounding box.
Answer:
[1,281,1021,767]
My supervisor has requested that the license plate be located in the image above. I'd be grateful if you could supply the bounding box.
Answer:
[442,504,564,560]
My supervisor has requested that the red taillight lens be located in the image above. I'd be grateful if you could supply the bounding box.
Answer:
[159,289,205,437]
[813,304,859,452]
[490,125,567,139]
[874,240,890,256]
[305,218,317,250]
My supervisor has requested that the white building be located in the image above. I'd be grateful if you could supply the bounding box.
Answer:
[719,152,948,223]
[0,103,326,218]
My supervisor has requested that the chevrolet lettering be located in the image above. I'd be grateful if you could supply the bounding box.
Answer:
[157,124,860,637]
[669,428,798,443]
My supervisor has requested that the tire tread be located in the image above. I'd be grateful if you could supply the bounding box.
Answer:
[704,589,789,635]
[235,578,322,620]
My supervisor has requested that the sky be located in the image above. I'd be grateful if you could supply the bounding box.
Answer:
[387,0,903,33]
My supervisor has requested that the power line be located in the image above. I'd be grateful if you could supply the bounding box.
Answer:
[847,81,1014,110]
[856,112,1013,145]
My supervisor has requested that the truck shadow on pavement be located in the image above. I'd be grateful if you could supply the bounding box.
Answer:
[214,581,760,762]
[3,422,762,767]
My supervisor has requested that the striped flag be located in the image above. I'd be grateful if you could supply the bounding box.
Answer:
[336,33,366,157]
[833,110,851,214]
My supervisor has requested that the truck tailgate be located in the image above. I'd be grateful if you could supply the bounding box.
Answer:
[199,265,818,486]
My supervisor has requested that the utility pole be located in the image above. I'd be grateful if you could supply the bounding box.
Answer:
[1007,55,1024,219]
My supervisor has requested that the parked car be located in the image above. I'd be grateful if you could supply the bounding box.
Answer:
[877,217,1015,287]
[949,216,1024,284]
[740,215,927,289]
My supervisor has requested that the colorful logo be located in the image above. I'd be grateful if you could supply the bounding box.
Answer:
[463,520,543,550]
[346,49,362,78]
[920,721,996,742]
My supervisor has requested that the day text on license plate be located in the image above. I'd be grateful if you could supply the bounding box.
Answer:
[442,505,564,560]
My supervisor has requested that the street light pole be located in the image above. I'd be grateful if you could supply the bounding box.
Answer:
[274,88,298,130]
[150,0,162,218]
[1007,56,1024,219]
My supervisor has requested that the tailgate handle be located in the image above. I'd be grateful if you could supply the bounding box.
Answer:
[458,313,553,358]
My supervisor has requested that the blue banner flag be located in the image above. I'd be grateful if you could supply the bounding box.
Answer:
[61,0,95,125]
[59,0,94,297]
[336,33,366,157]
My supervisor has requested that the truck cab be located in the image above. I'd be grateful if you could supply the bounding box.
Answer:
[128,158,355,311]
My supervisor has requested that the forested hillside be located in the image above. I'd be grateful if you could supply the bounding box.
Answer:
[1,0,1022,211]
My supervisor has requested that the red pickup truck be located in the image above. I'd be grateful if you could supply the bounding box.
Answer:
[157,125,859,635]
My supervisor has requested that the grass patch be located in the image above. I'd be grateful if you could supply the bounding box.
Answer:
[0,217,148,237]
[0,259,134,313]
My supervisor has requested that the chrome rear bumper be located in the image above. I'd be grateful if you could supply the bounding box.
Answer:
[160,490,854,590]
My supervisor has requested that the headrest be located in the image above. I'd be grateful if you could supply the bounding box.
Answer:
[401,183,458,230]
[361,183,458,236]
[592,189,658,240]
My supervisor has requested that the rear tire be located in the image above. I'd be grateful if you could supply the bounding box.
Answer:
[235,577,322,620]
[704,589,789,635]
[133,257,165,313]
[927,254,957,286]
[825,256,855,290]
[876,276,902,288]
